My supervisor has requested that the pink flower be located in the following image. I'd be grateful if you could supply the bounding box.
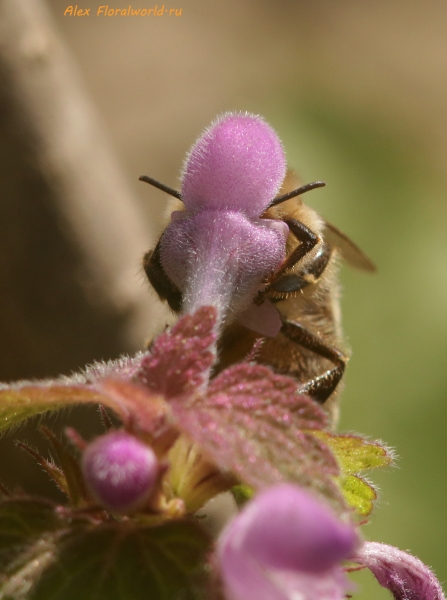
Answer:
[82,431,159,512]
[159,113,288,330]
[353,541,445,600]
[217,484,358,600]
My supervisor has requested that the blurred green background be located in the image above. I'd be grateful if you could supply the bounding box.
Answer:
[2,1,447,597]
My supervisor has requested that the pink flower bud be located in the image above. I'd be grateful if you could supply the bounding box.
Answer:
[82,431,158,512]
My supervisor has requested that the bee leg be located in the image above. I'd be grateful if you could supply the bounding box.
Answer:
[143,239,183,312]
[275,217,320,278]
[280,321,347,403]
[269,243,332,295]
[256,218,322,304]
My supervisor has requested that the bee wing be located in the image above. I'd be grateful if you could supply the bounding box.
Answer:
[277,170,376,272]
[323,221,376,272]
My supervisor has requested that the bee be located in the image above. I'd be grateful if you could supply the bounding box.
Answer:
[216,171,375,422]
[140,169,374,423]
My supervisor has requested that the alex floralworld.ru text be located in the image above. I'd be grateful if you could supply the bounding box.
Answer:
[64,5,183,16]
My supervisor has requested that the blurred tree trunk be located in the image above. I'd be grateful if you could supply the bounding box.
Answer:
[0,0,156,382]
[0,0,162,495]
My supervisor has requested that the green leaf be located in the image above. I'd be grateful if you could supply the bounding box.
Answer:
[29,520,210,600]
[0,498,61,571]
[0,497,65,598]
[0,384,106,433]
[0,378,173,445]
[339,474,377,518]
[311,433,392,518]
[0,497,211,600]
[315,433,393,474]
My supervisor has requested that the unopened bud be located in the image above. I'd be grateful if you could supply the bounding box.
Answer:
[82,431,158,513]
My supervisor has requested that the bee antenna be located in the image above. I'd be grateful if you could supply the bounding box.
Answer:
[269,181,326,207]
[139,175,183,201]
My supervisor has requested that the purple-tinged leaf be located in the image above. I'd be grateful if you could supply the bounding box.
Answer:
[96,379,176,451]
[81,353,144,383]
[171,363,345,509]
[0,377,175,443]
[353,541,445,600]
[0,353,149,433]
[209,363,330,431]
[136,306,218,398]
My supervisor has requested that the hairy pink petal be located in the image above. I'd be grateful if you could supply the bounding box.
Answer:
[181,112,286,216]
[160,113,289,326]
[354,541,445,600]
[217,484,356,600]
[82,431,158,512]
[161,211,286,319]
[240,485,358,573]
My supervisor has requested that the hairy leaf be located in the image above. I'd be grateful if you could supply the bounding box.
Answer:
[0,384,106,433]
[316,433,393,474]
[29,520,210,600]
[0,498,62,572]
[0,498,210,600]
[137,306,217,398]
[172,363,345,510]
[311,434,392,517]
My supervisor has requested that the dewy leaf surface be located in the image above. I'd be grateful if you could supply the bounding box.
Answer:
[29,520,210,600]
[172,363,345,509]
